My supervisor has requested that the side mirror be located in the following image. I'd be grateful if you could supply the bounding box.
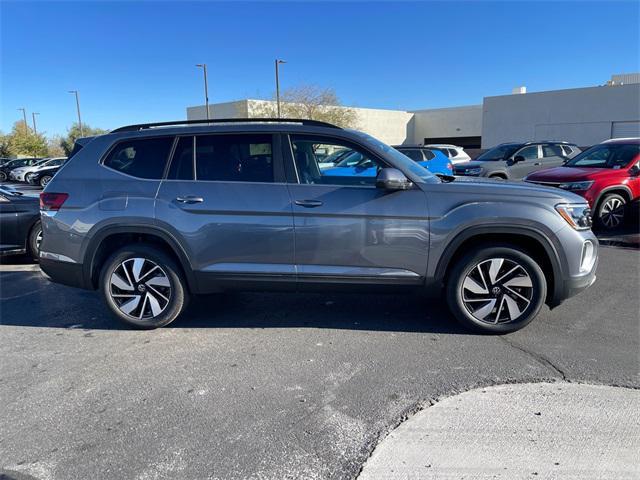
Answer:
[629,163,640,177]
[513,155,526,164]
[376,168,413,191]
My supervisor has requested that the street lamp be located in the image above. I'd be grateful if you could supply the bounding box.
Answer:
[17,107,28,132]
[32,112,40,134]
[196,64,210,121]
[68,90,84,136]
[275,59,286,118]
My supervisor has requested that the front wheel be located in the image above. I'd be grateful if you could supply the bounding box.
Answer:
[100,245,189,328]
[446,245,547,334]
[596,193,626,230]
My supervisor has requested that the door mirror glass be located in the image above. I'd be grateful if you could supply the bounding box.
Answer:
[376,168,413,190]
[513,155,526,164]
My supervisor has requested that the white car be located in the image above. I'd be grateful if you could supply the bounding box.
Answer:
[10,157,66,182]
[424,144,471,164]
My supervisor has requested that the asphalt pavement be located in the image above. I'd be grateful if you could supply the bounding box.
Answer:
[0,246,638,480]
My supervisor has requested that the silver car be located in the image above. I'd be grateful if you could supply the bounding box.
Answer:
[39,119,598,333]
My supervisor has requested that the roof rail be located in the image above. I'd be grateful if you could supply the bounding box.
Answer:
[111,118,341,133]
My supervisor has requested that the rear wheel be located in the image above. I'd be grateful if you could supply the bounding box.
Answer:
[100,245,189,328]
[596,193,626,230]
[28,220,42,260]
[446,245,547,334]
[40,175,53,188]
[0,171,6,182]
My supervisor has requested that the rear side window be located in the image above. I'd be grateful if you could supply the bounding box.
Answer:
[195,134,274,183]
[399,149,423,161]
[103,137,173,179]
[423,150,436,160]
[562,145,573,156]
[542,145,564,158]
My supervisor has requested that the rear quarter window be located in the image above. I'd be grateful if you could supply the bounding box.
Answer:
[103,137,174,179]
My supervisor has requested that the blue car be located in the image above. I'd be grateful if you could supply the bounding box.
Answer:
[323,147,453,179]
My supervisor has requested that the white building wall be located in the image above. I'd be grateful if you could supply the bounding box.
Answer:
[186,100,249,120]
[481,84,640,147]
[410,105,482,143]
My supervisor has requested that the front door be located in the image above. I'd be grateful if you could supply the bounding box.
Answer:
[285,134,429,285]
[508,145,542,179]
[155,133,295,290]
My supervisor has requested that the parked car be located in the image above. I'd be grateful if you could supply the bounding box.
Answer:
[39,119,597,334]
[10,157,67,182]
[454,141,581,179]
[424,144,471,164]
[318,148,350,169]
[0,158,42,182]
[391,145,453,175]
[0,186,42,259]
[525,138,640,230]
[22,158,67,186]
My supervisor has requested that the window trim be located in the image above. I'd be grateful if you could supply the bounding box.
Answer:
[100,134,176,180]
[284,133,392,188]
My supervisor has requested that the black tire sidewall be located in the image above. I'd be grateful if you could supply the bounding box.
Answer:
[28,220,42,261]
[0,172,6,181]
[40,176,52,188]
[100,245,188,329]
[596,193,626,230]
[446,246,547,334]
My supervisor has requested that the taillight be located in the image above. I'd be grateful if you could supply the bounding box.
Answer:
[448,162,453,171]
[40,192,68,211]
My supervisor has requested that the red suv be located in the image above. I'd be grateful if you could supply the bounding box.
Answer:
[525,138,640,230]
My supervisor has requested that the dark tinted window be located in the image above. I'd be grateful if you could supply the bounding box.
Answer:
[398,149,423,161]
[476,144,521,161]
[168,136,194,180]
[195,134,273,183]
[566,144,640,168]
[423,149,435,161]
[103,137,173,179]
[562,145,573,156]
[542,144,564,158]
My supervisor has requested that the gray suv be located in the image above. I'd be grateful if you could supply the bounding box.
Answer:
[455,141,581,179]
[39,119,598,334]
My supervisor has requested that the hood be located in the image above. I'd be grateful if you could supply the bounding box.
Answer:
[526,166,615,182]
[433,176,586,204]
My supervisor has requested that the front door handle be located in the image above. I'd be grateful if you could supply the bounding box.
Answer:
[533,162,542,166]
[295,199,323,208]
[176,196,204,204]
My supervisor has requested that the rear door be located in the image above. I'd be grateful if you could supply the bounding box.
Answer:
[155,132,295,289]
[540,144,568,169]
[285,133,429,285]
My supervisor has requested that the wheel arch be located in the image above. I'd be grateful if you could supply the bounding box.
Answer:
[83,225,197,293]
[434,226,566,306]
[593,185,633,208]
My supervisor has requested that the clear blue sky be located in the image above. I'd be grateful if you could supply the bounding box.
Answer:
[2,1,639,136]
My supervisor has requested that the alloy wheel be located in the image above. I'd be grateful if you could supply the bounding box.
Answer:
[600,197,625,229]
[35,229,43,252]
[461,258,534,324]
[109,258,172,320]
[40,176,52,188]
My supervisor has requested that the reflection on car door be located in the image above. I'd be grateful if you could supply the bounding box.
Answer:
[155,133,295,289]
[285,134,429,285]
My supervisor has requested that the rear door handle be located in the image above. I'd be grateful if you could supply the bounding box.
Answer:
[176,196,204,204]
[295,199,323,208]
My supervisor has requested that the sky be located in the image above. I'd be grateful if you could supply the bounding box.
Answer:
[1,1,639,137]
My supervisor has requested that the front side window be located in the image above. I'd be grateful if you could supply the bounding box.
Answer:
[168,136,195,180]
[566,144,640,169]
[515,145,539,160]
[103,137,174,179]
[195,134,274,183]
[291,135,387,186]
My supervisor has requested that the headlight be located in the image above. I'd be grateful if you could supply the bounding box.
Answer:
[465,167,483,175]
[558,181,594,191]
[555,203,592,230]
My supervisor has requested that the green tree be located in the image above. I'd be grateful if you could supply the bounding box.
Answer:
[7,121,48,157]
[47,135,66,157]
[0,132,11,158]
[251,85,359,129]
[59,123,108,156]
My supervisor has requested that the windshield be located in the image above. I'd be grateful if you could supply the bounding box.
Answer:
[350,130,437,182]
[476,144,521,161]
[566,144,640,169]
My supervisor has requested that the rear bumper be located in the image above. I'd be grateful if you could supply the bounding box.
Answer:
[39,257,89,290]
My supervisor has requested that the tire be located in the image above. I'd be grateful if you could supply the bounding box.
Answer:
[446,245,547,334]
[28,220,42,261]
[100,245,189,328]
[40,175,53,188]
[0,171,6,182]
[595,193,626,230]
[489,174,507,180]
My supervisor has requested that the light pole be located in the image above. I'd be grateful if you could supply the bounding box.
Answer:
[17,107,28,132]
[196,64,210,121]
[68,90,84,136]
[275,59,286,118]
[32,112,40,134]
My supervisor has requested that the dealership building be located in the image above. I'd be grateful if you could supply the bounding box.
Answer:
[187,73,640,149]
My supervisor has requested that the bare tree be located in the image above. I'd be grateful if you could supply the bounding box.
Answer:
[252,85,359,129]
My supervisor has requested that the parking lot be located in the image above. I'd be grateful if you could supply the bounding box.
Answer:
[1,190,638,479]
